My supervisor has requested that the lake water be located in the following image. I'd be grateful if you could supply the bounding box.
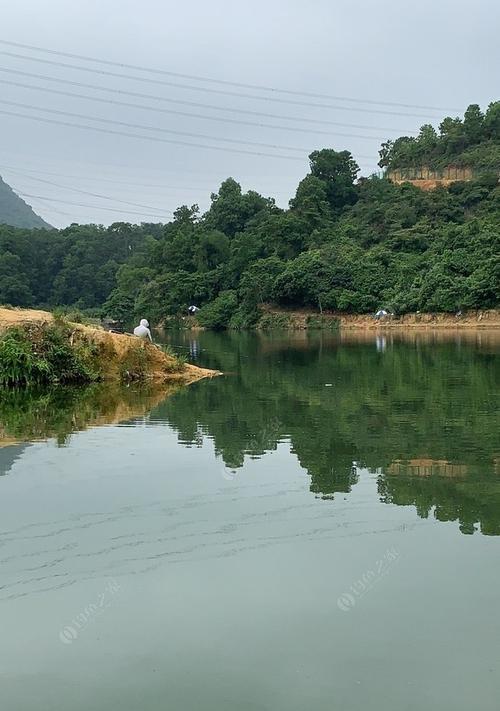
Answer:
[0,330,499,711]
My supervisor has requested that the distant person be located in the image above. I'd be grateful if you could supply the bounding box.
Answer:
[133,318,152,342]
[374,309,388,320]
[188,305,199,316]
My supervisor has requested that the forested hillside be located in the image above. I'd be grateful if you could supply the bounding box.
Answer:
[0,103,498,325]
[0,176,51,229]
[379,101,500,172]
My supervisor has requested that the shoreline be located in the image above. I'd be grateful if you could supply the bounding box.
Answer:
[254,307,500,331]
[337,310,500,330]
[0,307,219,385]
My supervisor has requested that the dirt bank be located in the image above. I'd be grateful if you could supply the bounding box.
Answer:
[0,307,218,384]
[257,306,500,330]
[338,309,500,329]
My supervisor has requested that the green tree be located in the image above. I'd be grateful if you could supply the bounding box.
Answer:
[308,149,359,213]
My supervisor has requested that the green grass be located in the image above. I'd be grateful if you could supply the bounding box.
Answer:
[158,345,187,373]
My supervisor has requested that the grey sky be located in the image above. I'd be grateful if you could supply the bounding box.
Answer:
[1,0,498,227]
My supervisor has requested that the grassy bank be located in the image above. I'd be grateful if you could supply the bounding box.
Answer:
[0,308,217,387]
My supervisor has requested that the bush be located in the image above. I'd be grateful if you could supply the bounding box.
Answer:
[197,291,238,330]
[257,312,292,330]
[305,314,340,330]
[119,343,149,381]
[229,304,260,330]
[0,322,100,386]
[159,345,187,373]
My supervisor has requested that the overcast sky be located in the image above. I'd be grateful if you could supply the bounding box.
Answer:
[1,0,498,227]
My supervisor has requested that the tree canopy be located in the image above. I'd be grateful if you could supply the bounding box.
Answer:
[0,103,499,325]
[379,101,500,172]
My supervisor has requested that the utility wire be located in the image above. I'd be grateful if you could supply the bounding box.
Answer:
[0,108,308,160]
[14,190,171,219]
[0,66,415,134]
[0,77,398,142]
[2,167,172,214]
[0,38,460,112]
[2,163,385,198]
[0,146,249,186]
[0,163,213,193]
[0,98,314,153]
[27,194,73,219]
[0,50,442,119]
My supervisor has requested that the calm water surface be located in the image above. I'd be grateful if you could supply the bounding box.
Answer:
[0,330,499,711]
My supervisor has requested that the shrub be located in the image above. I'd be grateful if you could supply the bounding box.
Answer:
[229,304,260,330]
[0,322,100,386]
[257,312,292,330]
[305,314,340,330]
[197,291,238,330]
[119,343,149,382]
[159,345,187,373]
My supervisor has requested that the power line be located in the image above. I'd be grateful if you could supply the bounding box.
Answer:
[0,146,245,186]
[0,104,377,163]
[3,163,386,200]
[0,50,442,119]
[0,162,380,191]
[14,191,171,219]
[0,77,398,142]
[0,108,308,160]
[0,38,460,113]
[3,147,374,190]
[1,167,172,214]
[0,163,213,193]
[0,66,415,134]
[28,194,73,219]
[1,98,313,153]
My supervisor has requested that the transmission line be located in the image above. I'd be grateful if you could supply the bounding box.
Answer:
[0,38,460,112]
[0,163,213,193]
[2,167,172,214]
[0,108,308,160]
[0,77,398,142]
[0,65,415,134]
[14,191,171,219]
[1,98,315,153]
[0,50,442,119]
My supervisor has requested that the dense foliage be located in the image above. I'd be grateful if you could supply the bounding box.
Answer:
[379,101,500,171]
[0,103,498,326]
[0,221,161,309]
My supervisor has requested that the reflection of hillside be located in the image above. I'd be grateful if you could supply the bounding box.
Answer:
[339,328,500,351]
[387,459,468,478]
[158,331,500,534]
[379,459,500,536]
[0,382,181,451]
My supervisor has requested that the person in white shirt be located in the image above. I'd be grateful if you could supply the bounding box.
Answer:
[133,318,152,342]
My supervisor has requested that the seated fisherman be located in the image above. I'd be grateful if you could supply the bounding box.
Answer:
[133,318,153,342]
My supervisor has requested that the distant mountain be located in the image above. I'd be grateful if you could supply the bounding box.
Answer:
[0,176,52,229]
